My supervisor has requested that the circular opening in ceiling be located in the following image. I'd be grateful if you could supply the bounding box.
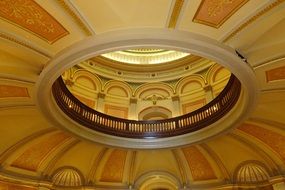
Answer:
[101,48,190,64]
[36,29,258,149]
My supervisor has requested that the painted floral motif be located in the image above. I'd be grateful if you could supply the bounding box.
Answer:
[0,0,68,43]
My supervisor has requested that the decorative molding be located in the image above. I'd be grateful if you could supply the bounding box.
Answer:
[11,132,71,171]
[223,0,285,42]
[0,0,69,43]
[238,123,285,163]
[86,147,108,185]
[0,85,29,98]
[200,144,231,181]
[193,0,249,28]
[266,65,285,82]
[56,0,94,36]
[0,128,56,166]
[128,151,137,185]
[172,149,187,185]
[0,32,52,58]
[41,139,80,178]
[100,149,127,182]
[182,146,217,181]
[168,0,185,28]
[229,133,281,176]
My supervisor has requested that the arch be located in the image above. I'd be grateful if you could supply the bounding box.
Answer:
[134,82,174,99]
[134,171,182,190]
[73,69,102,91]
[36,28,257,149]
[233,160,271,185]
[138,106,172,120]
[104,80,132,98]
[206,64,231,84]
[175,74,205,94]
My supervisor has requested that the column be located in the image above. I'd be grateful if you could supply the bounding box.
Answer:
[203,84,214,103]
[172,95,181,117]
[129,98,138,120]
[96,92,105,113]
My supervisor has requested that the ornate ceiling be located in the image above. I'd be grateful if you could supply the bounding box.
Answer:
[0,0,285,189]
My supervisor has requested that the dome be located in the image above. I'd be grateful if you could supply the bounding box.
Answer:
[0,0,285,190]
[236,162,270,184]
[52,167,83,187]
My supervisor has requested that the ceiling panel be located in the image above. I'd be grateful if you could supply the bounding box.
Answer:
[72,0,173,33]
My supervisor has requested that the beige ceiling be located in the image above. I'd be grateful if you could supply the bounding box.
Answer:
[0,0,285,189]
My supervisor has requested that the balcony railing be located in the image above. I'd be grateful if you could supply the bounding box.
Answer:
[52,74,241,138]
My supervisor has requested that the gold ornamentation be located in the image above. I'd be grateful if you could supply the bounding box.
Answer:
[168,0,185,28]
[223,0,285,42]
[266,66,285,82]
[11,132,71,171]
[56,0,93,36]
[193,0,248,28]
[182,146,217,180]
[0,85,29,98]
[143,94,167,105]
[207,0,234,17]
[0,32,51,58]
[239,124,285,161]
[0,128,55,164]
[0,0,69,43]
[100,149,127,182]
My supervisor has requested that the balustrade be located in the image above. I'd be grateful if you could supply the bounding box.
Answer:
[52,75,241,138]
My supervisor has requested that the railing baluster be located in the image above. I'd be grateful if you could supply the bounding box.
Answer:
[52,75,240,138]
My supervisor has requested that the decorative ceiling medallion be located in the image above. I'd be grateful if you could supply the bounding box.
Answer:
[193,0,249,28]
[0,0,69,43]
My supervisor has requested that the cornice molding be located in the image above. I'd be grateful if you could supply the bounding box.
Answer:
[0,31,52,58]
[56,0,95,36]
[223,0,285,42]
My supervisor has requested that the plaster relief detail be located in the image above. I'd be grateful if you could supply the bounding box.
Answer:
[0,0,69,43]
[182,146,217,180]
[239,124,285,161]
[100,149,127,182]
[193,0,248,28]
[11,132,71,171]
